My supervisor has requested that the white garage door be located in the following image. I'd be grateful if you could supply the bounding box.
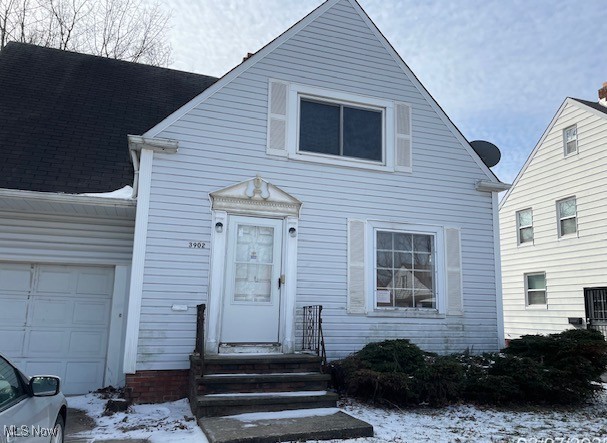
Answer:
[0,263,113,395]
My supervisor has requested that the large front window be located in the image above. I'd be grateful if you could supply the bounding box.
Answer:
[375,230,435,309]
[299,98,383,162]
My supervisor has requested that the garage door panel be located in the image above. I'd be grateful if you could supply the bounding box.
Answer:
[26,330,65,354]
[76,271,114,296]
[65,361,105,395]
[0,263,114,395]
[36,267,75,294]
[0,297,28,325]
[29,298,72,325]
[68,331,108,355]
[23,361,63,378]
[0,263,32,292]
[73,300,111,325]
[0,329,25,353]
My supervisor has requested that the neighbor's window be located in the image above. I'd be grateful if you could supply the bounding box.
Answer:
[563,125,578,156]
[525,272,546,305]
[516,208,533,244]
[375,230,435,309]
[299,98,383,162]
[557,197,577,237]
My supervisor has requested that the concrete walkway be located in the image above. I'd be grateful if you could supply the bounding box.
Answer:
[199,410,373,443]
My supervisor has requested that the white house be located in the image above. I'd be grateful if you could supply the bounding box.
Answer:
[500,84,607,340]
[0,0,508,401]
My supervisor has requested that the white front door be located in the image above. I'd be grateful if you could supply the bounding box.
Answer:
[221,216,283,345]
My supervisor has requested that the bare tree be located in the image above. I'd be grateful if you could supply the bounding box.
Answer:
[0,0,171,66]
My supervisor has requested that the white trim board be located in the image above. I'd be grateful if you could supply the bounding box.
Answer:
[123,149,154,373]
[141,0,503,185]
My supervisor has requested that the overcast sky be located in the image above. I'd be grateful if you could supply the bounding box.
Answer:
[160,0,607,184]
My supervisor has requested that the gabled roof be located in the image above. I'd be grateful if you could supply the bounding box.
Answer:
[572,98,607,116]
[143,0,502,185]
[0,42,217,193]
[499,97,607,209]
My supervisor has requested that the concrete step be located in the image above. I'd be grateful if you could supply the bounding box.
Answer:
[199,410,374,443]
[194,353,323,375]
[195,391,338,417]
[197,372,331,394]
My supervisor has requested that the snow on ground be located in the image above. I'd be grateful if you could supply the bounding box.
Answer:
[333,387,607,443]
[67,394,207,443]
[67,387,607,443]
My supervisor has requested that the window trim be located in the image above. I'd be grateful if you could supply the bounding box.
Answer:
[366,221,445,316]
[525,272,547,308]
[516,208,534,246]
[556,196,577,238]
[287,84,395,172]
[563,124,578,156]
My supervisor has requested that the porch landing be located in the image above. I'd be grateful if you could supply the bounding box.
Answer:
[199,409,374,443]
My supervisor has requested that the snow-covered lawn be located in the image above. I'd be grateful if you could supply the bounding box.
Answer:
[68,387,607,443]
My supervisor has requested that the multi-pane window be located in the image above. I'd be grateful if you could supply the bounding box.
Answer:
[375,230,435,309]
[563,125,578,156]
[557,197,577,237]
[299,98,383,162]
[525,273,546,305]
[516,209,533,244]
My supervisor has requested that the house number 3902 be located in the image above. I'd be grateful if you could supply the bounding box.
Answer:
[188,242,206,249]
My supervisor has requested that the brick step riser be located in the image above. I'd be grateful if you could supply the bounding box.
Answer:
[196,380,329,395]
[201,362,322,375]
[196,398,337,417]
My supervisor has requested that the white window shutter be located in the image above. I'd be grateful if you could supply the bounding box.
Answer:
[347,219,366,314]
[445,228,463,315]
[395,102,412,171]
[267,80,288,156]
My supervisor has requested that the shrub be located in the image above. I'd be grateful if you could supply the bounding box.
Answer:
[330,330,607,407]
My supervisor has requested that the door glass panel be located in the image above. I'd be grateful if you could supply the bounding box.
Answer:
[233,225,275,303]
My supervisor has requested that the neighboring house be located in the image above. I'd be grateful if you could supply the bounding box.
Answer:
[500,84,607,340]
[0,0,508,401]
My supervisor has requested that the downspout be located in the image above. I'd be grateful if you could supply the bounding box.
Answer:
[130,149,140,199]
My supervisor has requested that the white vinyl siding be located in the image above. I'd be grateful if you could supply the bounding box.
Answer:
[500,101,607,338]
[139,0,499,368]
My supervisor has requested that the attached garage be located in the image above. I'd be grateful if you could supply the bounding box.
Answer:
[0,263,114,395]
[0,200,135,395]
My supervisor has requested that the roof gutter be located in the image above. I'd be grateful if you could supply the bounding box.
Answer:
[0,188,135,207]
[128,135,179,198]
[475,180,511,193]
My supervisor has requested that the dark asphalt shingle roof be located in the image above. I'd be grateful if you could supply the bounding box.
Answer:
[0,42,217,193]
[571,98,607,116]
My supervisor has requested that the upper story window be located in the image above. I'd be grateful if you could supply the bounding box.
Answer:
[516,208,533,245]
[374,230,436,310]
[266,80,412,173]
[563,125,578,156]
[557,197,577,237]
[525,272,546,306]
[299,98,383,162]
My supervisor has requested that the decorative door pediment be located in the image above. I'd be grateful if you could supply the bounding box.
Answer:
[209,175,302,217]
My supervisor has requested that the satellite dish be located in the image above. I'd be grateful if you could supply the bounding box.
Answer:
[470,140,501,168]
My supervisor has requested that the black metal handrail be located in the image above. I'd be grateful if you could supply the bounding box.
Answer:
[195,304,206,355]
[302,305,327,366]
